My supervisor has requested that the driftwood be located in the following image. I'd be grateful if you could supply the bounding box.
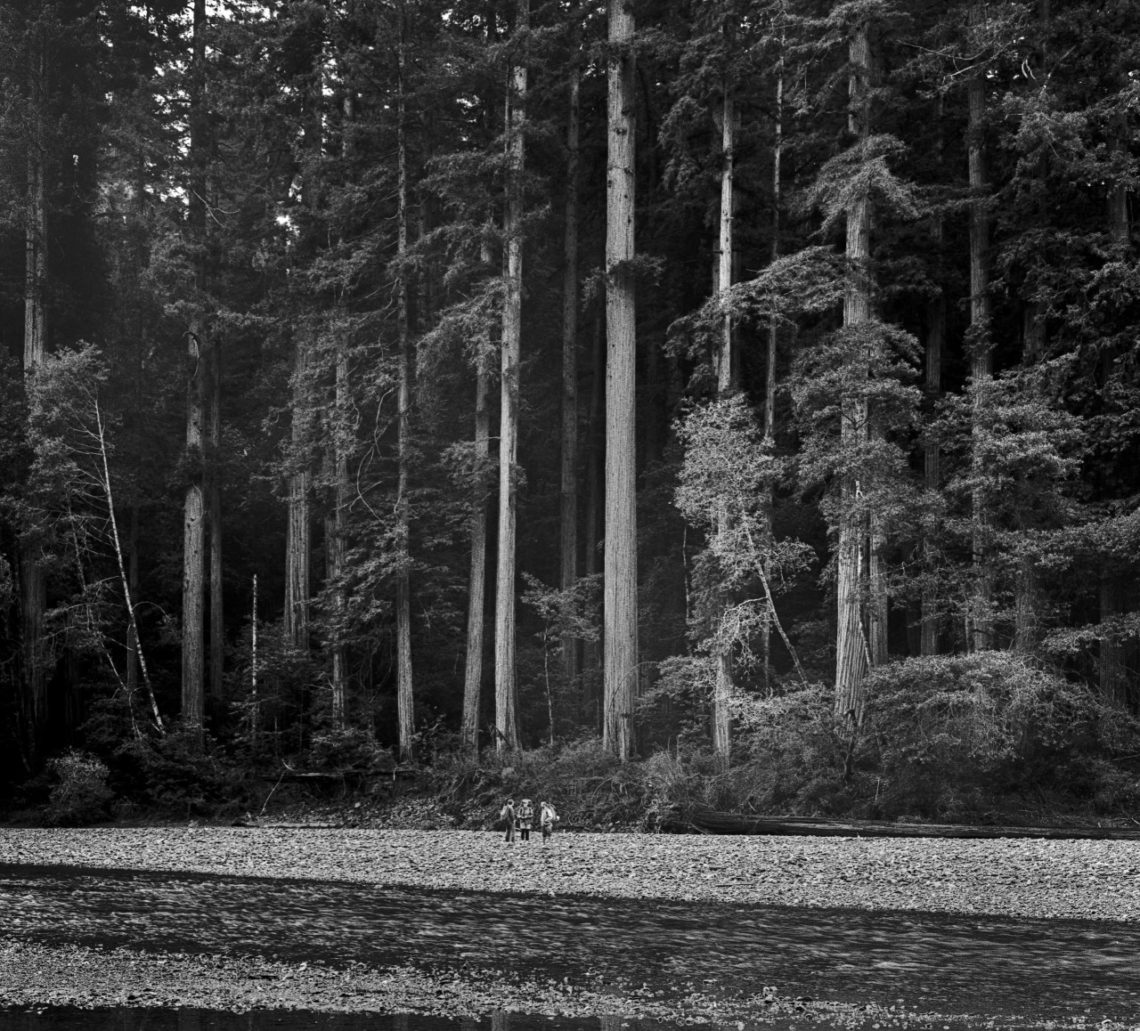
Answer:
[666,805,1140,841]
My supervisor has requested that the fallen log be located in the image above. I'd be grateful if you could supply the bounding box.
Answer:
[666,806,1140,841]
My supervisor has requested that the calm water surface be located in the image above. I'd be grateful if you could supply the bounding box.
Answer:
[1,863,1137,1027]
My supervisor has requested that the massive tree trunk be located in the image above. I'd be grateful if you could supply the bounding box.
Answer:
[560,58,581,688]
[493,0,527,753]
[603,0,638,760]
[711,77,734,760]
[22,19,47,732]
[181,0,209,743]
[461,335,491,752]
[461,16,499,754]
[395,6,415,760]
[834,20,872,724]
[967,3,994,652]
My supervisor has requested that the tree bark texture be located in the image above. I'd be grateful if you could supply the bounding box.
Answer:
[493,0,527,753]
[968,4,994,652]
[833,20,872,724]
[396,9,416,760]
[328,341,350,729]
[711,80,734,760]
[461,345,491,751]
[603,0,638,760]
[181,0,209,742]
[560,60,581,686]
[182,329,207,736]
[284,338,312,650]
[207,339,223,698]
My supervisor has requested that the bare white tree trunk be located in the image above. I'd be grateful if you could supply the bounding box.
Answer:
[94,399,164,734]
[711,77,734,760]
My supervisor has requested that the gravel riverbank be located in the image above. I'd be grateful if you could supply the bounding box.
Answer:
[2,826,1139,1029]
[1,825,1138,921]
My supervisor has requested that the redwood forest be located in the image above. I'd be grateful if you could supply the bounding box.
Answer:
[2,0,1140,826]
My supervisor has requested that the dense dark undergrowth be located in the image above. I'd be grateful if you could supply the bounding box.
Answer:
[4,653,1139,830]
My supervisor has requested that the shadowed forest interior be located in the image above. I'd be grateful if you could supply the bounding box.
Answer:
[2,0,1139,824]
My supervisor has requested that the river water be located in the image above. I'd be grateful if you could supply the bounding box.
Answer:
[1,863,1137,1028]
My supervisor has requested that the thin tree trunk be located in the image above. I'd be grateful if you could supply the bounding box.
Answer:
[760,32,784,693]
[493,0,527,753]
[395,5,416,760]
[968,3,994,652]
[251,573,259,743]
[328,341,350,729]
[603,0,638,760]
[207,340,223,698]
[22,19,48,733]
[94,399,163,734]
[328,88,354,729]
[560,59,581,688]
[921,293,945,657]
[284,338,311,650]
[834,20,872,724]
[582,307,604,703]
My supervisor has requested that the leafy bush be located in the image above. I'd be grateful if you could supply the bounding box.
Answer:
[47,751,114,825]
[861,653,1104,819]
[111,729,251,816]
[308,728,393,773]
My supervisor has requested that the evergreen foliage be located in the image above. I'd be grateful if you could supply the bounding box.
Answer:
[0,0,1137,824]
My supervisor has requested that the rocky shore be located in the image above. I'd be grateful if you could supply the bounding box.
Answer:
[1,826,1138,1028]
[1,825,1138,921]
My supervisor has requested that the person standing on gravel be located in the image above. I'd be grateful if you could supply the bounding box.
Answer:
[540,801,558,842]
[517,798,535,842]
[500,798,517,843]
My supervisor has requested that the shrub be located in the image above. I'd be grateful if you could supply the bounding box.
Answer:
[111,729,251,816]
[47,751,114,825]
[861,653,1103,819]
[308,728,393,773]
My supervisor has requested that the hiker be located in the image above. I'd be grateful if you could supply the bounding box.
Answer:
[500,798,516,843]
[517,798,534,842]
[540,800,558,842]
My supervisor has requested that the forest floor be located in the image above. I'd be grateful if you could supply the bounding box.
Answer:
[1,820,1140,1029]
